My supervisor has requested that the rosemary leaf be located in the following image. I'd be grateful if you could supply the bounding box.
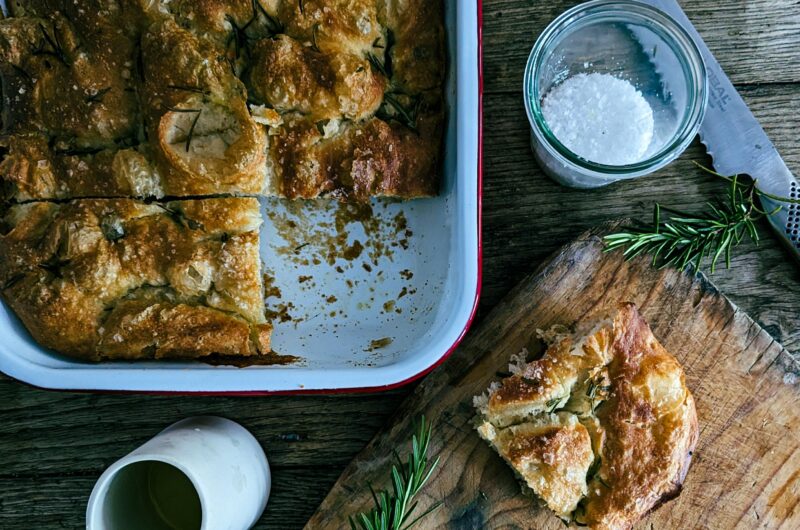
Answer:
[185,108,202,153]
[38,256,70,278]
[10,63,33,80]
[546,396,564,414]
[378,92,421,132]
[34,22,71,66]
[167,84,210,96]
[403,501,443,530]
[53,145,104,157]
[367,52,389,78]
[586,457,602,482]
[166,107,202,113]
[85,87,112,104]
[157,204,204,231]
[253,0,283,34]
[310,23,321,52]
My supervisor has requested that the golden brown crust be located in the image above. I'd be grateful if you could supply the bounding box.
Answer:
[0,0,445,201]
[279,0,381,53]
[0,14,139,147]
[581,305,698,530]
[475,304,699,530]
[380,0,446,93]
[248,34,385,121]
[0,133,164,201]
[0,197,271,361]
[269,113,440,200]
[477,414,595,517]
[140,18,267,196]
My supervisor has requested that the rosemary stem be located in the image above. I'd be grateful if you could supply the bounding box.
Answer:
[692,161,800,205]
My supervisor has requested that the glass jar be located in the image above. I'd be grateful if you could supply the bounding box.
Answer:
[524,0,707,188]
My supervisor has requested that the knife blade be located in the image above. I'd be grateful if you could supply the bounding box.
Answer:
[641,0,800,261]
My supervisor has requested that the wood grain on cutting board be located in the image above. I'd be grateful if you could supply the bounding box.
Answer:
[306,226,800,529]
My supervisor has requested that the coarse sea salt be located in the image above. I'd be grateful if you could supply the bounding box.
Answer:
[541,72,654,166]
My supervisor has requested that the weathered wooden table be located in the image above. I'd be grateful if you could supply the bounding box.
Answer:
[1,1,798,528]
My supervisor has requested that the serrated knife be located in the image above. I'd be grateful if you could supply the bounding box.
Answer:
[641,0,800,261]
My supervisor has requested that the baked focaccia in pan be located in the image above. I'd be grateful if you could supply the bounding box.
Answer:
[0,197,272,361]
[475,304,698,530]
[0,0,445,201]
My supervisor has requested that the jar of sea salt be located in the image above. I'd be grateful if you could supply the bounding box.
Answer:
[524,0,707,188]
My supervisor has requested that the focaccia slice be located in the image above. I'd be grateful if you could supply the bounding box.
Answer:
[0,12,139,148]
[477,413,595,516]
[0,197,272,361]
[139,18,268,197]
[474,304,698,530]
[266,113,442,200]
[0,133,164,201]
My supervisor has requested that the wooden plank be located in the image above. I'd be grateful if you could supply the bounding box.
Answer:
[0,467,341,530]
[0,378,405,474]
[306,225,799,529]
[483,0,800,94]
[481,84,800,354]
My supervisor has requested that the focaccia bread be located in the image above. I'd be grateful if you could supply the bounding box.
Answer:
[0,197,272,361]
[474,304,698,529]
[0,0,445,201]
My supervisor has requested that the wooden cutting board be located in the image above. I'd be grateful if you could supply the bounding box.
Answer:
[305,225,800,529]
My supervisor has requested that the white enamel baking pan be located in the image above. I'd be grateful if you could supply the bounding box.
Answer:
[0,0,483,393]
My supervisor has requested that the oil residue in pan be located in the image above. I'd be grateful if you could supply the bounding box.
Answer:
[260,197,433,367]
[265,199,417,322]
[268,200,412,269]
[366,337,393,352]
[262,273,295,324]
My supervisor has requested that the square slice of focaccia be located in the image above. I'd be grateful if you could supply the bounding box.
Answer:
[0,0,445,202]
[474,304,698,530]
[0,197,272,361]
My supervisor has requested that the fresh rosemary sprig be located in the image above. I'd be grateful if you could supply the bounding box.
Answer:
[349,416,441,530]
[604,167,799,273]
